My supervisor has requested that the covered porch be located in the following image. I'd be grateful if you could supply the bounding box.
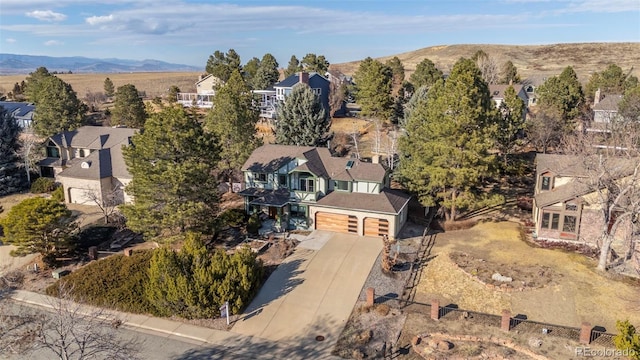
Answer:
[238,188,309,233]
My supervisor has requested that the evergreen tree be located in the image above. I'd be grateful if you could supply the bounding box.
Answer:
[619,85,640,122]
[398,58,501,221]
[252,53,280,90]
[0,107,26,195]
[0,197,77,266]
[499,60,521,84]
[122,106,220,237]
[29,75,86,138]
[585,64,638,102]
[409,58,443,90]
[24,67,52,101]
[353,57,393,121]
[167,85,180,104]
[111,84,147,128]
[284,55,302,77]
[385,57,405,96]
[205,70,260,186]
[537,66,585,124]
[275,83,330,146]
[242,57,261,88]
[205,49,242,82]
[401,85,429,129]
[103,77,115,98]
[496,85,526,166]
[145,232,263,318]
[301,53,329,73]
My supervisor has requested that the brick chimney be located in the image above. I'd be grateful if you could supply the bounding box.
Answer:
[299,72,309,85]
[594,88,601,105]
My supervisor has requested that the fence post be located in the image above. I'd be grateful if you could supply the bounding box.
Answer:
[366,288,375,307]
[88,246,98,260]
[501,309,511,331]
[579,322,592,344]
[431,299,440,321]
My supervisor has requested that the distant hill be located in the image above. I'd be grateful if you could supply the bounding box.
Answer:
[331,43,640,83]
[0,54,202,75]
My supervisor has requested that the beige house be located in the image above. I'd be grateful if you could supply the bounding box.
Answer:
[39,126,137,205]
[590,89,624,132]
[532,154,636,251]
[176,74,223,108]
[239,145,411,239]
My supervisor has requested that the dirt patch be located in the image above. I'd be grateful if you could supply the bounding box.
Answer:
[333,302,407,359]
[449,251,561,291]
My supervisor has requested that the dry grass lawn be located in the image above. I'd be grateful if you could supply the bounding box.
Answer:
[0,72,201,99]
[416,221,640,332]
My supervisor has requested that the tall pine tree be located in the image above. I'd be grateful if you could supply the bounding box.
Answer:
[496,85,526,167]
[28,74,86,138]
[398,58,501,221]
[0,107,26,195]
[537,66,585,124]
[252,53,280,90]
[122,106,220,237]
[275,83,330,146]
[205,70,260,186]
[353,57,393,121]
[284,55,302,77]
[111,84,147,128]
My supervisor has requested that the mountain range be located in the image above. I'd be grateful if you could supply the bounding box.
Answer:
[0,54,202,75]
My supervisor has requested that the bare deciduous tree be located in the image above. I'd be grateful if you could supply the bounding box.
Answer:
[350,122,361,159]
[383,126,399,170]
[562,124,640,272]
[18,134,42,186]
[1,282,141,360]
[83,185,123,224]
[526,107,564,153]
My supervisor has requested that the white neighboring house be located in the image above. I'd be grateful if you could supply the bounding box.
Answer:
[592,88,623,124]
[176,74,223,108]
[38,126,137,206]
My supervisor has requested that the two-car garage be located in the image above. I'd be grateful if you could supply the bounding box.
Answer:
[313,211,392,238]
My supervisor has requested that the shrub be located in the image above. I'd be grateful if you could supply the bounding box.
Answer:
[31,177,56,193]
[145,232,264,319]
[217,208,245,228]
[614,320,640,360]
[51,185,65,202]
[46,251,156,315]
[247,213,261,235]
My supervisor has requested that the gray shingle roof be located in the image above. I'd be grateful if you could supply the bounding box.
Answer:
[58,149,112,180]
[49,126,137,150]
[593,94,623,112]
[315,188,411,214]
[489,84,525,99]
[241,144,386,183]
[274,72,327,88]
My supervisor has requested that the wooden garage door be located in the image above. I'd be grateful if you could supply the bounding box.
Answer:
[364,218,389,237]
[315,212,358,234]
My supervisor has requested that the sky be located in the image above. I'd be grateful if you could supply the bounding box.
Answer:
[0,0,639,69]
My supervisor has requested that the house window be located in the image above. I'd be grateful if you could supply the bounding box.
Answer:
[312,88,322,96]
[255,173,267,182]
[40,166,55,178]
[290,204,307,218]
[46,146,60,158]
[299,178,315,192]
[563,215,577,233]
[541,176,551,191]
[334,180,349,191]
[79,149,86,157]
[541,212,560,230]
[565,203,578,212]
[279,174,288,188]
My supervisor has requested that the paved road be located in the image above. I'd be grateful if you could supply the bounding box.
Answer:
[231,231,382,351]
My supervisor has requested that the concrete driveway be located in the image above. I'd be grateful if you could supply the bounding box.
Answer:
[232,231,382,348]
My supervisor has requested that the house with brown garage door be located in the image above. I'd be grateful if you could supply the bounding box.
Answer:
[38,126,137,205]
[532,153,637,251]
[239,144,411,239]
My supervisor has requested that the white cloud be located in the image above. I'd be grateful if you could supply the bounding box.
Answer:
[26,10,67,22]
[6,38,17,43]
[44,40,63,46]
[85,14,114,26]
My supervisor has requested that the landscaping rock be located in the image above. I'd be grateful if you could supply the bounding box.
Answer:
[491,272,513,282]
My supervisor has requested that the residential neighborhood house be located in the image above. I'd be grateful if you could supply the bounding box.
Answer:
[0,101,35,129]
[489,84,529,119]
[532,153,636,254]
[590,88,624,131]
[238,144,411,239]
[38,126,137,206]
[176,74,223,108]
